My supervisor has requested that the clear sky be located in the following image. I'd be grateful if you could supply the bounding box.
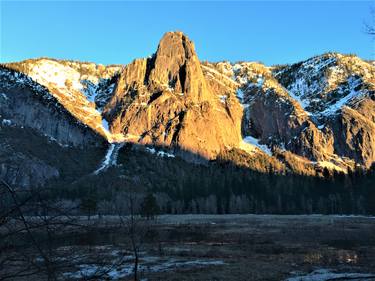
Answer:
[1,1,374,66]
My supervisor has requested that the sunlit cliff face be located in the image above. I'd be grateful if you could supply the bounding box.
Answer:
[2,32,374,176]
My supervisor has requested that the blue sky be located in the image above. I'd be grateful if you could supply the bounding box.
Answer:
[1,1,374,66]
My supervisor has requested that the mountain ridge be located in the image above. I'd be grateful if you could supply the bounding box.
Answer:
[1,31,374,188]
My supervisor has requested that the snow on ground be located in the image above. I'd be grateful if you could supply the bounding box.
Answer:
[315,161,345,173]
[63,255,224,280]
[146,147,175,158]
[94,143,124,174]
[102,119,110,131]
[0,93,9,100]
[94,144,116,174]
[157,151,175,158]
[300,56,337,72]
[235,87,250,109]
[311,57,336,72]
[218,95,227,104]
[287,78,312,114]
[201,64,239,86]
[257,77,264,87]
[241,136,272,156]
[320,76,363,116]
[25,59,123,143]
[232,63,242,73]
[280,55,338,116]
[29,59,83,91]
[280,54,373,119]
[236,88,244,101]
[1,119,12,126]
[285,268,375,281]
[81,80,98,103]
[146,147,156,154]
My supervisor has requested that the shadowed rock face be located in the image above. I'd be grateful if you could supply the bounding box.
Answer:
[0,68,103,147]
[103,31,242,160]
[247,86,335,162]
[0,147,59,188]
[3,58,122,141]
[0,67,105,187]
[329,106,375,167]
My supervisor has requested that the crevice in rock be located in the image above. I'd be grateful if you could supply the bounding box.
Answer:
[181,34,190,59]
[148,91,163,105]
[144,54,156,86]
[168,72,177,89]
[179,63,187,93]
[171,111,185,145]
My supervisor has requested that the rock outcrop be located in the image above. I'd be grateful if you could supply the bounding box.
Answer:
[227,61,336,164]
[0,139,59,188]
[0,67,104,147]
[272,53,375,168]
[4,58,122,142]
[103,31,243,160]
[329,106,375,167]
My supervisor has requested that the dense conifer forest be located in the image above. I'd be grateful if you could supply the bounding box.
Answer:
[34,145,375,216]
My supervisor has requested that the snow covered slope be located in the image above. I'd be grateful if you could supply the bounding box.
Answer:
[4,58,124,142]
[203,52,374,172]
[274,53,375,118]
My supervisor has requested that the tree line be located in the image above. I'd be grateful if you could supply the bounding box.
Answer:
[41,147,375,216]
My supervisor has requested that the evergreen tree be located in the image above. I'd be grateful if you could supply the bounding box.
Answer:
[141,193,159,220]
[80,195,97,220]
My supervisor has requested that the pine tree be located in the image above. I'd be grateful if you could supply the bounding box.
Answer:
[80,195,97,220]
[140,193,160,220]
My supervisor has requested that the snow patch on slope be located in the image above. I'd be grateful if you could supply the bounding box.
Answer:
[29,60,83,90]
[240,136,272,156]
[1,119,12,126]
[275,54,374,118]
[201,64,239,86]
[146,147,175,158]
[275,55,338,113]
[81,80,97,103]
[23,59,123,143]
[320,76,364,116]
[287,78,312,113]
[102,119,110,131]
[94,143,125,174]
[315,161,345,173]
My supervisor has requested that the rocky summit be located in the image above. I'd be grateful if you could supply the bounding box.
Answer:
[0,31,374,188]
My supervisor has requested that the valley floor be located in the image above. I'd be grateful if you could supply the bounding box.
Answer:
[2,214,375,280]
